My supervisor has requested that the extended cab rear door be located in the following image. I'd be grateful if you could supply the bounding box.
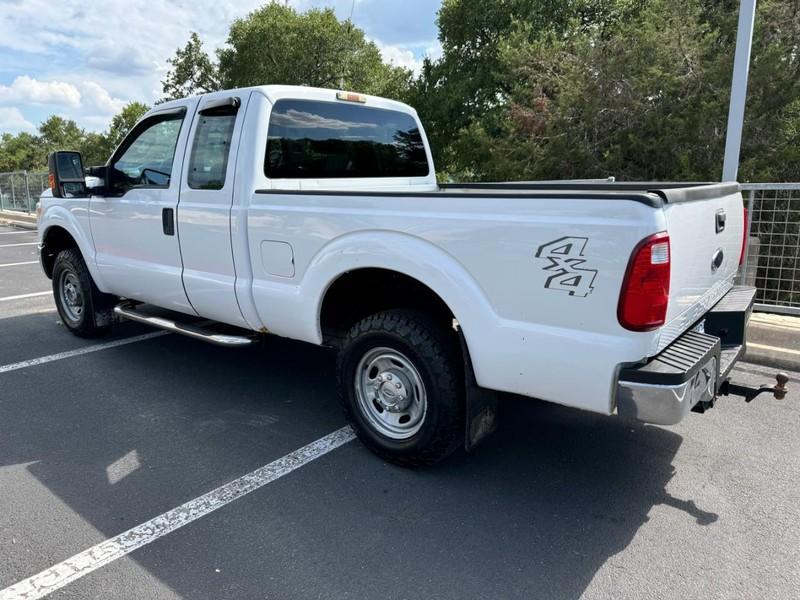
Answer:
[176,93,250,328]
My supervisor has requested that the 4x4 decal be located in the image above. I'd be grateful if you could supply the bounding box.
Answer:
[535,237,597,298]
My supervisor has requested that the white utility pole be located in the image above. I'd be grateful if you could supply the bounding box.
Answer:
[722,0,757,182]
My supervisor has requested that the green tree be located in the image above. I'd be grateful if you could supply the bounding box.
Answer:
[0,132,40,172]
[162,32,221,101]
[413,0,646,175]
[162,3,411,101]
[421,0,800,182]
[105,101,150,153]
[37,116,86,168]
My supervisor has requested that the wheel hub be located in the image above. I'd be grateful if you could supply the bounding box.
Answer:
[354,347,428,440]
[374,370,412,412]
[59,271,84,323]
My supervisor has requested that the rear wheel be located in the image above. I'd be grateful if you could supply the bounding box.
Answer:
[52,249,115,338]
[336,310,464,467]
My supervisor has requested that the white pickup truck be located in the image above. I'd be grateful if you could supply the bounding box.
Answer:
[39,85,786,466]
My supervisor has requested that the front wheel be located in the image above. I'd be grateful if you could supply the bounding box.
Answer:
[336,310,464,467]
[52,249,115,338]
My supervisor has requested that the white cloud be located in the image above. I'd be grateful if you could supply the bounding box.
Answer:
[80,81,126,115]
[373,39,443,76]
[0,76,81,108]
[0,107,36,133]
[0,0,442,131]
[375,42,423,74]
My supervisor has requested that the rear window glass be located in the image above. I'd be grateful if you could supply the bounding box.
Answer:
[265,99,429,179]
[188,111,237,190]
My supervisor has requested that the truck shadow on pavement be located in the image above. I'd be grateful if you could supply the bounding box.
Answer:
[0,311,718,599]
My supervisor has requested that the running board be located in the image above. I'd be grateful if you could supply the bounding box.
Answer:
[113,302,255,347]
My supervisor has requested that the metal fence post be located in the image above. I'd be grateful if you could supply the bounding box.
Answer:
[740,189,755,282]
[24,170,32,213]
[10,172,16,209]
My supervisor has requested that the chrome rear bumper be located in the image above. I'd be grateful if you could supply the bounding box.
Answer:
[616,286,755,426]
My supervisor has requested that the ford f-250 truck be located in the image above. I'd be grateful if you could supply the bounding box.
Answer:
[39,85,787,466]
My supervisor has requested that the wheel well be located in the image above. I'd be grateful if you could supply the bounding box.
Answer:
[320,269,457,346]
[41,226,79,279]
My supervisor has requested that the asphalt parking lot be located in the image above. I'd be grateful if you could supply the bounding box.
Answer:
[0,222,798,600]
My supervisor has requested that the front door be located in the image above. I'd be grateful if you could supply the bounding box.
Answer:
[89,101,198,314]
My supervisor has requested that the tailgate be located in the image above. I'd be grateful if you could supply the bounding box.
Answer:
[658,184,744,350]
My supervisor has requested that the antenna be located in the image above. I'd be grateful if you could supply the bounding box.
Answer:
[340,0,357,90]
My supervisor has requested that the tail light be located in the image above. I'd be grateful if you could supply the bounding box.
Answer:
[618,232,671,331]
[739,206,748,266]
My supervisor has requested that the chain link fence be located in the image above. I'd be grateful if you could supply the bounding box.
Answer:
[0,171,48,214]
[740,184,800,316]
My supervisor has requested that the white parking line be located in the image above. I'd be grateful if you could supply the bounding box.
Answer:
[0,426,356,600]
[0,331,170,374]
[0,291,50,302]
[0,231,34,235]
[0,242,38,248]
[0,261,38,268]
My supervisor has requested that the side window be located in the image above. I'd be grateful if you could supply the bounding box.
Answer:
[110,112,184,195]
[265,99,429,179]
[187,107,238,190]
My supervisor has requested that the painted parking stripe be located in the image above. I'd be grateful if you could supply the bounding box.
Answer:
[0,426,356,600]
[0,291,50,302]
[0,231,35,235]
[0,242,38,248]
[0,261,38,268]
[0,331,170,374]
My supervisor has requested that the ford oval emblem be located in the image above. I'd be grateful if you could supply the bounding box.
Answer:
[711,248,724,272]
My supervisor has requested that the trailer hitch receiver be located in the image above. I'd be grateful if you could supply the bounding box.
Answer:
[720,372,789,403]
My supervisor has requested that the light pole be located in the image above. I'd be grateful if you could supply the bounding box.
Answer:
[722,0,757,182]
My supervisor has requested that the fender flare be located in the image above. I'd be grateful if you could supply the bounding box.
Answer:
[303,231,499,374]
[39,207,108,291]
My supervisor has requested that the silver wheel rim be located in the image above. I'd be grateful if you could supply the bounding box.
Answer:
[58,270,84,324]
[354,346,428,440]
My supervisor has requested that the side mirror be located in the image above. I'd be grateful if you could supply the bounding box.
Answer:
[48,151,87,198]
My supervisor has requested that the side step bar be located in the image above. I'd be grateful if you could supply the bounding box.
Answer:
[114,301,255,347]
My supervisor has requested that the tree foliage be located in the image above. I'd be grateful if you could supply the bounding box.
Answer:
[415,0,800,182]
[2,0,798,183]
[161,32,221,101]
[162,4,411,101]
[0,101,150,172]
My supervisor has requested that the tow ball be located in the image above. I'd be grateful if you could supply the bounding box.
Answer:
[720,372,789,403]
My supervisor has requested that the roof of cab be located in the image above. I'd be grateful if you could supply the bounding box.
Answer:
[152,85,417,117]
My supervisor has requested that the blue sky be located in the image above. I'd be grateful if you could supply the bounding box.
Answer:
[0,0,442,135]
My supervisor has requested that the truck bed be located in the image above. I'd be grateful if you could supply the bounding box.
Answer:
[263,182,739,208]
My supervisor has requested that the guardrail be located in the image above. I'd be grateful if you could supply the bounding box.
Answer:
[740,183,800,316]
[0,171,48,214]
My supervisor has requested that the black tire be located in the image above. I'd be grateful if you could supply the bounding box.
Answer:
[52,248,115,338]
[336,310,464,467]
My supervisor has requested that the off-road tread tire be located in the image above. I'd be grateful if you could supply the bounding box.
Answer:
[336,309,464,467]
[52,248,114,338]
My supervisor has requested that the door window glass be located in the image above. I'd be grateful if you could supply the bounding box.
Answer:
[188,110,237,190]
[111,113,184,194]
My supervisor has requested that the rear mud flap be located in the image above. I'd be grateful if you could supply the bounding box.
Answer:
[458,329,499,451]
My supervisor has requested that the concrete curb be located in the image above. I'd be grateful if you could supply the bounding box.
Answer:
[0,210,38,231]
[745,312,800,371]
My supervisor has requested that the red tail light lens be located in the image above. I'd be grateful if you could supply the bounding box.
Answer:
[618,232,671,331]
[739,207,748,266]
